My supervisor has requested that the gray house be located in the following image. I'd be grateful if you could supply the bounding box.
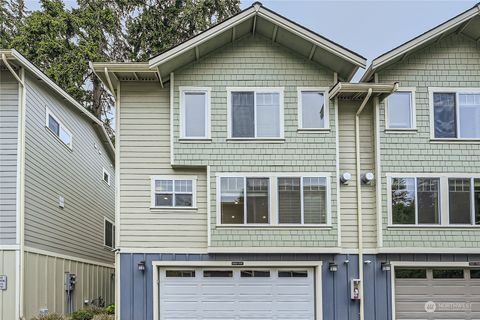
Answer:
[0,49,115,320]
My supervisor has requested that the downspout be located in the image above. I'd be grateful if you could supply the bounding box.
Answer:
[3,53,26,320]
[355,88,372,320]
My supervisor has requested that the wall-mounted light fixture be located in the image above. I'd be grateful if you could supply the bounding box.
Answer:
[138,261,146,272]
[361,172,374,185]
[340,172,352,185]
[329,262,338,272]
[381,262,391,272]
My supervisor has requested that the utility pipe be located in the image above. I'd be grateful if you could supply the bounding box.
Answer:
[355,88,372,320]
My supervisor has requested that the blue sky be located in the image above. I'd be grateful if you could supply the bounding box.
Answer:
[26,0,478,80]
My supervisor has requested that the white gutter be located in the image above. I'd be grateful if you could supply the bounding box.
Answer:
[355,88,372,320]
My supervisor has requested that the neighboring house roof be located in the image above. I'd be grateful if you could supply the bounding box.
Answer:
[92,2,367,86]
[1,49,115,162]
[361,2,480,82]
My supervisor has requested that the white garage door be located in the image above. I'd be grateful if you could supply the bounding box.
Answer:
[395,267,480,319]
[159,267,315,320]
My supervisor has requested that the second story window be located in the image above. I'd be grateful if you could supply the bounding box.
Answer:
[180,88,210,139]
[102,168,111,186]
[104,218,115,249]
[298,89,328,129]
[46,109,73,148]
[151,176,196,208]
[386,91,415,129]
[228,88,283,139]
[433,91,480,139]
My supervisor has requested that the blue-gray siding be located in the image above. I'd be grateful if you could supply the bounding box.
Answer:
[0,70,19,245]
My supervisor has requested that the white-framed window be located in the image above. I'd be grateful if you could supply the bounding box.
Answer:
[227,87,284,139]
[430,88,480,139]
[180,87,210,139]
[386,90,416,130]
[102,168,111,186]
[151,176,197,208]
[217,173,331,226]
[104,218,115,248]
[45,108,73,148]
[388,174,480,226]
[297,88,329,130]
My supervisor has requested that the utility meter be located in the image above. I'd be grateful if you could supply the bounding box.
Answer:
[351,279,361,300]
[65,273,76,291]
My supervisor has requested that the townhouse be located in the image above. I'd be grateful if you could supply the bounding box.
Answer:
[92,2,480,319]
[0,50,116,319]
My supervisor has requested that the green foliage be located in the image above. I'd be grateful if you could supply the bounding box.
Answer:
[30,314,65,320]
[104,304,115,315]
[92,315,114,320]
[70,309,94,320]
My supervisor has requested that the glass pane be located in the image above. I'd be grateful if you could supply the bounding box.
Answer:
[155,194,173,207]
[458,93,480,138]
[240,270,270,277]
[104,220,113,247]
[203,270,233,277]
[303,177,327,224]
[433,93,456,138]
[278,177,301,224]
[392,178,416,224]
[175,180,192,193]
[278,271,308,278]
[475,179,480,225]
[471,269,480,279]
[155,180,173,193]
[387,92,412,128]
[184,92,206,137]
[48,115,60,136]
[220,177,244,224]
[246,178,269,223]
[166,270,195,277]
[433,269,464,279]
[301,91,325,128]
[395,268,427,279]
[256,92,280,137]
[232,92,254,137]
[417,178,440,224]
[449,178,471,224]
[175,194,192,207]
[103,171,109,183]
[59,127,72,146]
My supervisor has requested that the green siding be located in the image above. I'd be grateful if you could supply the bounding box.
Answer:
[173,34,338,248]
[378,33,480,248]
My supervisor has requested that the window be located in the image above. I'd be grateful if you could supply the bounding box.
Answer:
[104,218,114,248]
[433,269,464,279]
[278,271,308,278]
[151,176,196,208]
[102,168,111,186]
[433,91,480,139]
[470,269,480,279]
[240,270,270,277]
[278,177,327,224]
[180,88,210,139]
[203,270,233,277]
[229,88,283,138]
[391,177,440,225]
[220,177,269,224]
[165,270,195,277]
[386,91,415,129]
[46,109,72,148]
[298,89,328,129]
[394,268,427,279]
[448,178,479,225]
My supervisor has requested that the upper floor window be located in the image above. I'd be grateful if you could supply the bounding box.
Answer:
[104,218,115,248]
[228,88,283,139]
[180,87,210,139]
[298,89,328,129]
[432,90,480,139]
[102,168,111,186]
[151,176,196,208]
[386,91,415,129]
[46,109,72,148]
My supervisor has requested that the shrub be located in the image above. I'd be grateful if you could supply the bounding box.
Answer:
[70,309,93,320]
[104,304,115,315]
[31,314,65,320]
[92,315,114,320]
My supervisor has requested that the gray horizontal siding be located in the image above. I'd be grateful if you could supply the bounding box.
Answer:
[0,70,18,245]
[23,72,114,263]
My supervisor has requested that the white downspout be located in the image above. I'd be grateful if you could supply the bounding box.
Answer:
[356,88,372,320]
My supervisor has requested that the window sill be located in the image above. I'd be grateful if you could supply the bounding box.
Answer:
[179,138,212,143]
[430,138,480,144]
[385,128,418,133]
[150,207,198,211]
[388,225,480,230]
[216,224,332,229]
[297,128,331,133]
[226,138,285,143]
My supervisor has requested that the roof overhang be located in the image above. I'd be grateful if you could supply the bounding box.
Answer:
[1,49,115,162]
[361,3,480,82]
[329,82,399,101]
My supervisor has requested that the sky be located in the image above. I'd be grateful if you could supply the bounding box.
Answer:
[25,0,478,81]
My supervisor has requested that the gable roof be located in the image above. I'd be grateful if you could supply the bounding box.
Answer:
[361,2,480,82]
[1,49,115,162]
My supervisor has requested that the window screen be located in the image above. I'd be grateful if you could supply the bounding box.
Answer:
[387,92,413,129]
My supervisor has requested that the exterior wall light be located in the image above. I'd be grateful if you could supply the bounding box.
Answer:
[361,172,375,184]
[329,262,338,272]
[381,262,391,272]
[340,172,352,185]
[138,261,146,272]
